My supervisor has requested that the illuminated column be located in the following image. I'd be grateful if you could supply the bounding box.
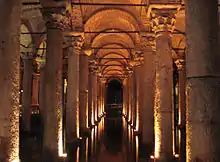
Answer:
[88,67,93,127]
[66,36,83,142]
[128,72,133,122]
[39,64,45,117]
[79,52,89,134]
[21,56,33,132]
[150,9,176,161]
[92,72,98,122]
[139,48,155,158]
[175,59,186,161]
[185,1,220,161]
[123,77,129,116]
[100,79,105,115]
[31,73,40,106]
[132,69,136,128]
[42,9,64,160]
[134,66,141,132]
[97,77,100,118]
[0,1,21,161]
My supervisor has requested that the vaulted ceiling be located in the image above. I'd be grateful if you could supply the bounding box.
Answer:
[21,0,186,81]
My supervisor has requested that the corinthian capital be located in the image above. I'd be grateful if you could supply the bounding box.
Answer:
[150,9,177,35]
[72,35,85,54]
[175,59,185,71]
[42,8,70,30]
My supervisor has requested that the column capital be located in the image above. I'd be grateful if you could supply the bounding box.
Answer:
[175,59,185,71]
[150,9,177,36]
[42,8,70,30]
[65,35,85,55]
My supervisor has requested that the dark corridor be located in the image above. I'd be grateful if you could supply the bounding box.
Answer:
[104,79,124,158]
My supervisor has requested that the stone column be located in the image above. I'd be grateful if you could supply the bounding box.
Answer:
[139,49,155,159]
[123,77,129,116]
[66,36,83,142]
[185,1,220,161]
[132,69,136,127]
[21,57,33,132]
[92,72,98,123]
[175,59,186,162]
[0,1,21,161]
[151,9,176,161]
[79,52,89,134]
[100,79,105,115]
[39,64,45,118]
[128,72,133,123]
[135,66,141,132]
[31,73,40,106]
[88,67,93,127]
[97,77,100,119]
[42,9,64,161]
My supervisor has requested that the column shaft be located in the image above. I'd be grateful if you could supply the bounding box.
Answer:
[139,52,155,158]
[79,54,89,133]
[176,62,186,162]
[39,66,45,119]
[43,28,63,160]
[186,0,220,161]
[22,58,33,132]
[66,46,79,142]
[0,1,21,161]
[155,32,173,161]
[128,74,133,122]
[92,73,98,122]
[132,71,136,127]
[88,70,93,127]
[31,73,40,106]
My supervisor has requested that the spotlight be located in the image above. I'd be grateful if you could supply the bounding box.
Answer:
[150,155,155,159]
[174,154,179,158]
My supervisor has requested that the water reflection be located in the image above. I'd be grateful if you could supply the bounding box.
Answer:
[76,146,80,162]
[67,117,141,162]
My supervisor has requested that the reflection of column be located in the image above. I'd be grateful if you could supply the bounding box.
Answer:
[42,10,64,160]
[79,53,89,134]
[66,37,82,142]
[32,73,40,106]
[0,1,21,161]
[151,9,176,161]
[22,57,33,132]
[185,1,220,161]
[175,59,186,162]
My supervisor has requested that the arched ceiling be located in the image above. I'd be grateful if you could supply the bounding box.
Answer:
[82,0,145,80]
[21,0,187,81]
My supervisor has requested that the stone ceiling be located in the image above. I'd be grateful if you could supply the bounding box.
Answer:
[21,0,186,80]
